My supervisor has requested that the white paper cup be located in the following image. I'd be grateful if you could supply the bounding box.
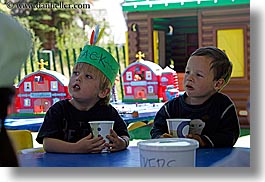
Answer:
[166,118,191,138]
[88,121,114,152]
[137,138,199,167]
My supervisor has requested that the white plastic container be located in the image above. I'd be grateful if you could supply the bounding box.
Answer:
[137,138,199,167]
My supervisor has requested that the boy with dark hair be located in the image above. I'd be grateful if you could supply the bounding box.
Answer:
[151,46,240,148]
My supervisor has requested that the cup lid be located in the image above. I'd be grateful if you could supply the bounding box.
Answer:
[88,121,114,124]
[166,118,191,122]
[137,138,199,151]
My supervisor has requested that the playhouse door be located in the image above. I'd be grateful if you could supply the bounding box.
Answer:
[134,87,147,99]
[34,99,51,113]
[217,28,245,77]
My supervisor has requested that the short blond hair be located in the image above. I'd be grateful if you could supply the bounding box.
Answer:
[74,63,112,105]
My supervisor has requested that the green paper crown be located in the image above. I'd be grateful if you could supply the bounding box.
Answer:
[76,45,119,85]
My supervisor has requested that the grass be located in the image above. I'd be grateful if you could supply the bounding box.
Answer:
[240,128,250,137]
[128,124,250,140]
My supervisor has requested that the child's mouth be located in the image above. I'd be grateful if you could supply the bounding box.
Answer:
[73,84,80,90]
[186,85,194,90]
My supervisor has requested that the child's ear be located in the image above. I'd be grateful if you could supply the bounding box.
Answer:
[98,88,110,98]
[214,78,225,90]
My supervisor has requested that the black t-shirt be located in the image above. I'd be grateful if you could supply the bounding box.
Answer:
[36,99,129,144]
[150,92,240,147]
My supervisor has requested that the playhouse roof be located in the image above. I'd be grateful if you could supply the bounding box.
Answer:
[122,59,163,75]
[162,66,176,73]
[122,0,250,12]
[17,69,69,87]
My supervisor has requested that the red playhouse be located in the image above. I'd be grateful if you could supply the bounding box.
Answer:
[161,66,180,101]
[14,61,71,114]
[122,51,179,103]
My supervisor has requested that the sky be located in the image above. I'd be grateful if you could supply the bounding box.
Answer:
[89,0,127,45]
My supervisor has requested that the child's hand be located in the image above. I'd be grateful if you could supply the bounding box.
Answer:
[160,133,173,138]
[186,134,206,147]
[75,133,106,153]
[105,129,127,152]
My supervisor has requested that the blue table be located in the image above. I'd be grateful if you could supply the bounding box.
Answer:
[4,110,157,132]
[18,146,250,167]
[4,117,44,131]
[4,102,162,132]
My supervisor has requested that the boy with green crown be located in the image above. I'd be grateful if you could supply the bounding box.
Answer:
[36,28,129,153]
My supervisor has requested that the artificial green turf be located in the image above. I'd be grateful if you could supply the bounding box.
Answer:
[129,125,250,140]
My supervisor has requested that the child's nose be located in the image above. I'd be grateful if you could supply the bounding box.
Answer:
[186,74,194,82]
[75,74,82,81]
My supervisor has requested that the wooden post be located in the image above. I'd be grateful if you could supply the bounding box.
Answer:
[30,51,34,72]
[122,45,126,68]
[23,60,27,76]
[115,46,124,100]
[73,48,77,64]
[58,49,64,75]
[65,49,71,77]
[52,50,56,71]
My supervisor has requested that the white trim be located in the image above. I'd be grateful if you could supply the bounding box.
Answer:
[203,135,214,147]
[221,104,233,119]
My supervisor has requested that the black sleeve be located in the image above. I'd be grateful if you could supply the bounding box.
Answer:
[150,104,170,139]
[202,104,240,147]
[36,102,65,144]
[110,106,130,138]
